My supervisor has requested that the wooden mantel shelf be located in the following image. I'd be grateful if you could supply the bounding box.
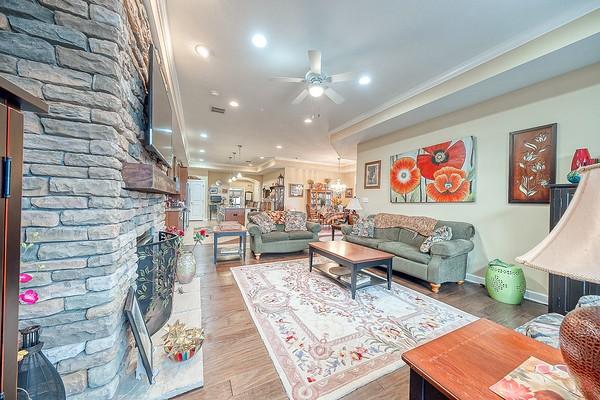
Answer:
[122,162,177,195]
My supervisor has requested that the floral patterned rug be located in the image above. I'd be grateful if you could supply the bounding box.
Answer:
[231,258,477,400]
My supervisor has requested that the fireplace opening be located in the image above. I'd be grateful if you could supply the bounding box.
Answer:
[135,230,179,335]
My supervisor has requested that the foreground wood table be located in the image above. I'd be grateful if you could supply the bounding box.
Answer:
[309,241,393,299]
[401,318,563,400]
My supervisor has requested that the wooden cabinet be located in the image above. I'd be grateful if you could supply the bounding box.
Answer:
[270,185,284,211]
[306,188,333,209]
[548,184,600,314]
[222,208,245,225]
[0,77,47,400]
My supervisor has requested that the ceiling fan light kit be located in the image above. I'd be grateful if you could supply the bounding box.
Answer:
[308,84,324,97]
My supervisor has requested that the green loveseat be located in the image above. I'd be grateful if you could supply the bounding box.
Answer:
[341,216,475,293]
[247,211,321,260]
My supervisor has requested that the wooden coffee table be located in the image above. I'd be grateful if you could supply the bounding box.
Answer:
[308,241,393,299]
[401,318,564,400]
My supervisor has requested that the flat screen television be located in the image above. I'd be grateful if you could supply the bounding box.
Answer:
[145,45,174,167]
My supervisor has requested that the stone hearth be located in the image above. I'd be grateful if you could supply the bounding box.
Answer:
[0,0,166,398]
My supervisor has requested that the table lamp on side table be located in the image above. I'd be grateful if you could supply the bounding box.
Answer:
[516,163,600,400]
[346,197,362,225]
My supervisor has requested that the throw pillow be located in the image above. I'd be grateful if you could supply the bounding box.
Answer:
[267,210,286,224]
[284,212,307,232]
[249,212,275,234]
[351,217,375,238]
[420,226,453,253]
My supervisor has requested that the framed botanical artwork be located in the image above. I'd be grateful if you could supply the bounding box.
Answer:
[508,124,557,203]
[345,188,353,198]
[125,287,153,384]
[288,183,303,197]
[390,136,476,203]
[364,160,381,189]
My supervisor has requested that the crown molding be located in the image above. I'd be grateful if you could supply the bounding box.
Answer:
[188,156,356,173]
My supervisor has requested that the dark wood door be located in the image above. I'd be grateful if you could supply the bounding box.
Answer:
[548,184,600,314]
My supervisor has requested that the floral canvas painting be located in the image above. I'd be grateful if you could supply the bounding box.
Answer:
[509,124,557,203]
[490,356,583,400]
[390,136,476,203]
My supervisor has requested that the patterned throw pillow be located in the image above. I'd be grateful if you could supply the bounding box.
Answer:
[420,226,453,253]
[267,210,286,224]
[249,212,275,234]
[284,212,307,232]
[351,217,375,238]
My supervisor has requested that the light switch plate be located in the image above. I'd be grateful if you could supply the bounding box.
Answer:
[362,197,369,203]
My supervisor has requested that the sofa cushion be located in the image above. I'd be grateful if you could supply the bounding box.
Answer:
[374,227,400,241]
[379,242,432,264]
[267,210,287,224]
[261,231,289,243]
[249,212,275,234]
[398,228,427,248]
[285,212,307,232]
[288,230,313,240]
[345,235,386,249]
[351,216,375,237]
[515,313,563,349]
[420,226,453,253]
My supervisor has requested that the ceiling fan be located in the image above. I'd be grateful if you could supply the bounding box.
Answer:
[272,50,353,105]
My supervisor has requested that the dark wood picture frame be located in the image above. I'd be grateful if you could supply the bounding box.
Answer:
[508,123,557,204]
[364,160,381,189]
[124,287,154,384]
[345,188,353,198]
[288,183,303,197]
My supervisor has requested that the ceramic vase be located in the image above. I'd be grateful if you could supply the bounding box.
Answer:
[176,251,196,284]
[571,148,592,171]
[559,306,600,400]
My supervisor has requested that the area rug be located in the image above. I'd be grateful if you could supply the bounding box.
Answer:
[231,258,477,400]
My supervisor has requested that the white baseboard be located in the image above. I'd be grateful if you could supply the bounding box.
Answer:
[465,273,548,305]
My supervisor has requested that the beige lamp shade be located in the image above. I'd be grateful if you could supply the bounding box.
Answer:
[516,164,600,284]
[346,197,362,211]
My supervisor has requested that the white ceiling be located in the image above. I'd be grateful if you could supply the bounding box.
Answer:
[164,0,600,169]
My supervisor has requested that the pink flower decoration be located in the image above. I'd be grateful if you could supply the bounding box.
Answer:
[19,273,33,284]
[535,363,552,375]
[19,290,39,305]
[495,378,534,400]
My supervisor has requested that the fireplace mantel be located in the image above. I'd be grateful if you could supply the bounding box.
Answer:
[122,162,178,194]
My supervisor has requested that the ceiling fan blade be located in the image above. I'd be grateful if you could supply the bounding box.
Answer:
[308,50,321,75]
[271,76,305,83]
[324,87,345,104]
[329,72,354,83]
[291,88,309,105]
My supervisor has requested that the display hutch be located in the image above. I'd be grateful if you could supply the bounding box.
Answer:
[0,76,48,400]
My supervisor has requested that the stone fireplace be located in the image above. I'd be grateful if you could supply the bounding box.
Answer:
[0,0,168,398]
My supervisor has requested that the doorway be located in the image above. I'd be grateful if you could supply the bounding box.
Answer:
[188,179,207,220]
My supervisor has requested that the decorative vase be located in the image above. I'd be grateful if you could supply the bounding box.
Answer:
[559,306,600,400]
[571,148,592,171]
[484,259,526,305]
[17,325,66,400]
[176,251,196,284]
[567,169,581,184]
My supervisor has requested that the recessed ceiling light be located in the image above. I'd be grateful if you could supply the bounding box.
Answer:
[200,132,208,138]
[276,145,282,149]
[195,45,210,59]
[308,84,324,97]
[304,118,312,124]
[199,149,205,153]
[209,90,219,96]
[251,33,267,48]
[260,156,265,159]
[359,75,371,85]
[229,100,239,107]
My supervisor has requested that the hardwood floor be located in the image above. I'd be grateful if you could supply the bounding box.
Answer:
[176,240,546,400]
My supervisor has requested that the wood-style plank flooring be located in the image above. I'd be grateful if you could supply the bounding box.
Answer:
[176,238,546,400]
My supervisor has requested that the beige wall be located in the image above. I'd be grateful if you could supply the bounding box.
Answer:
[284,166,356,211]
[356,65,600,300]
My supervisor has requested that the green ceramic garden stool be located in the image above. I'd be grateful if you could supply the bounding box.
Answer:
[485,259,526,304]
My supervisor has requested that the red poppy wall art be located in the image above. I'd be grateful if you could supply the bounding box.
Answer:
[390,136,476,203]
[508,124,557,203]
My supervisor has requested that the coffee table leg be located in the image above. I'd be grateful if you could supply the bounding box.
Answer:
[387,259,392,290]
[331,228,335,241]
[351,266,357,300]
[213,234,218,264]
[242,233,246,262]
[309,248,313,272]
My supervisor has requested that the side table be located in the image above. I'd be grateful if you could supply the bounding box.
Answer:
[212,225,247,264]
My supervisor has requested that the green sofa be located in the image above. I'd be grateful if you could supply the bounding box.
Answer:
[341,216,475,292]
[247,211,321,260]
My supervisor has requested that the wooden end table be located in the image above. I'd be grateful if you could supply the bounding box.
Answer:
[401,318,564,400]
[212,224,247,263]
[308,241,393,299]
[331,224,342,241]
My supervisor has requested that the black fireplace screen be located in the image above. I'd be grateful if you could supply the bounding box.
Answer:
[136,231,179,335]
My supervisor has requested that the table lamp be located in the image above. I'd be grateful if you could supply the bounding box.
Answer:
[516,163,600,400]
[345,197,362,225]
